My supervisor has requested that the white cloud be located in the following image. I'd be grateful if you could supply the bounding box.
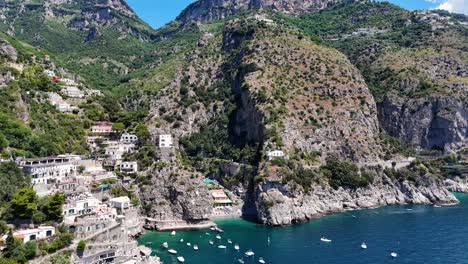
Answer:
[435,0,468,14]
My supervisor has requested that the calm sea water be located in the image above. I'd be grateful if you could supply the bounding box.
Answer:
[138,193,468,264]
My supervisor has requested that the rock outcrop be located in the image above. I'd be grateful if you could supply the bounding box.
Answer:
[177,0,350,24]
[256,176,458,226]
[379,94,467,152]
[0,39,17,62]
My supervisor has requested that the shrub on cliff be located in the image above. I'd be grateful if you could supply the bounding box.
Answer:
[322,159,372,189]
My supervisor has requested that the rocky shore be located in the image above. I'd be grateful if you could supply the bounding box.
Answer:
[255,178,459,226]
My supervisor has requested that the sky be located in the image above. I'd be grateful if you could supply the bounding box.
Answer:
[126,0,468,29]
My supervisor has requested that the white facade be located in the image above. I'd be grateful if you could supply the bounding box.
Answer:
[105,143,135,160]
[64,86,85,98]
[91,122,113,133]
[111,196,130,210]
[61,78,77,86]
[43,70,55,77]
[20,157,77,185]
[120,162,138,174]
[120,133,138,144]
[15,226,55,243]
[63,193,101,217]
[159,134,173,148]
[266,150,285,160]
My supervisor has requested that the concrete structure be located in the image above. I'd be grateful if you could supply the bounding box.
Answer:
[61,78,77,86]
[64,86,85,98]
[111,197,131,210]
[266,150,285,160]
[159,134,173,148]
[43,70,55,77]
[63,193,101,217]
[120,133,138,144]
[105,143,135,161]
[120,162,138,174]
[19,157,77,185]
[211,189,232,206]
[13,226,55,243]
[91,122,113,134]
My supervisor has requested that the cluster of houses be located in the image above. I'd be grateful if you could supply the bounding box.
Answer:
[44,69,102,113]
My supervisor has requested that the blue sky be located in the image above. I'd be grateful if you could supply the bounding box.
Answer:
[126,0,465,29]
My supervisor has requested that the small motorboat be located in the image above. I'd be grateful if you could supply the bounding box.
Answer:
[434,204,442,208]
[218,245,227,249]
[259,257,266,264]
[180,239,184,243]
[187,242,191,247]
[406,209,413,211]
[205,232,210,235]
[216,234,222,240]
[234,244,240,251]
[171,231,176,236]
[361,243,367,249]
[245,250,255,257]
[209,240,214,245]
[193,245,199,251]
[162,242,168,249]
[320,237,332,243]
[228,239,232,244]
[177,256,185,263]
[238,259,245,264]
[168,249,177,254]
[391,252,398,258]
[145,242,152,245]
[210,227,216,231]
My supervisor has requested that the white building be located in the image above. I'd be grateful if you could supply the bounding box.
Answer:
[111,196,130,210]
[19,157,77,185]
[159,134,173,148]
[64,86,85,98]
[266,150,285,160]
[105,143,135,160]
[61,78,77,86]
[120,162,138,174]
[120,133,138,144]
[91,122,114,134]
[43,70,55,77]
[63,193,101,217]
[13,226,55,243]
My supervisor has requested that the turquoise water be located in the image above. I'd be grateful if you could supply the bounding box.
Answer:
[138,193,468,264]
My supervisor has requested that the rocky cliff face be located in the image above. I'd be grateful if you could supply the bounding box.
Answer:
[177,0,348,24]
[256,174,458,225]
[379,94,467,152]
[140,166,213,223]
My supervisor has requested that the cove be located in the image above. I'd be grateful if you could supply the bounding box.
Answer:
[138,193,468,264]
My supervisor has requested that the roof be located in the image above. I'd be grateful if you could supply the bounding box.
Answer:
[111,196,130,203]
[203,179,214,184]
[211,189,228,199]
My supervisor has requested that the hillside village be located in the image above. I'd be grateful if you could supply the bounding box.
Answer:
[0,66,241,263]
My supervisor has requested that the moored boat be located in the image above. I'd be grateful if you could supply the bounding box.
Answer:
[245,250,255,257]
[391,252,398,258]
[171,231,176,236]
[218,245,227,249]
[177,256,185,263]
[193,245,199,251]
[259,257,266,264]
[234,244,240,251]
[168,249,177,254]
[320,237,332,243]
[162,242,168,249]
[361,243,367,249]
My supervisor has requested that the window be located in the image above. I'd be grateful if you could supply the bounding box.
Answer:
[46,230,52,237]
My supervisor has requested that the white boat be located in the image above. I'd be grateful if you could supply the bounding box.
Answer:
[162,242,168,249]
[209,240,214,245]
[205,232,210,235]
[187,242,191,246]
[434,204,442,208]
[361,243,367,249]
[245,250,255,257]
[171,231,176,236]
[216,234,221,240]
[177,256,185,263]
[180,239,184,243]
[259,257,266,264]
[210,227,216,231]
[391,252,398,258]
[145,242,152,245]
[193,245,199,251]
[320,237,332,243]
[218,245,227,249]
[228,239,232,244]
[238,259,245,264]
[234,244,240,251]
[168,249,177,254]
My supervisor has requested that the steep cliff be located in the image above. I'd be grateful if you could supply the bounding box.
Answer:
[177,0,349,24]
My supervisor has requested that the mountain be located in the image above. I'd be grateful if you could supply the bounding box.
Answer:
[0,0,466,226]
[177,0,349,24]
[0,0,157,89]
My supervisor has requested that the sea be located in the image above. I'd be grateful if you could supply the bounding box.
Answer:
[137,193,468,264]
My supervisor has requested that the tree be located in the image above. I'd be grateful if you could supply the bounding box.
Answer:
[134,123,150,142]
[77,240,86,252]
[24,241,37,260]
[9,188,37,220]
[41,193,65,222]
[0,162,30,205]
[0,133,8,150]
[44,252,71,264]
[111,122,125,132]
[4,230,26,263]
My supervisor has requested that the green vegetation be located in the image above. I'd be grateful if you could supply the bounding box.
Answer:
[0,162,30,209]
[321,158,373,190]
[76,240,86,252]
